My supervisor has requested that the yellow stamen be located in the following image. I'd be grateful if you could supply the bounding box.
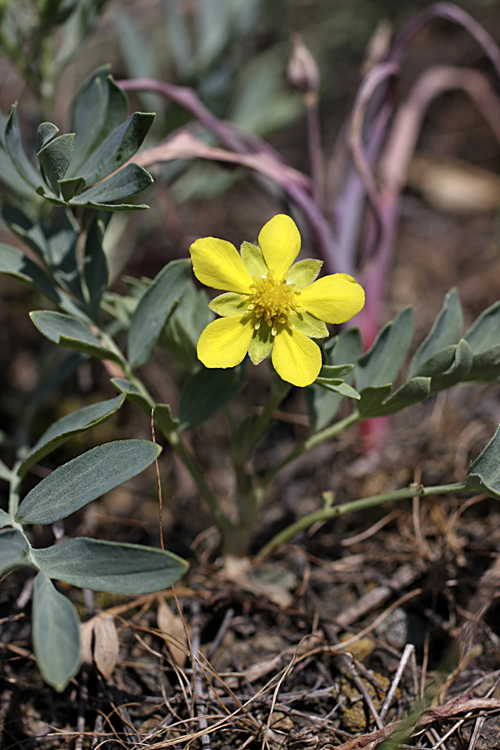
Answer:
[245,272,298,334]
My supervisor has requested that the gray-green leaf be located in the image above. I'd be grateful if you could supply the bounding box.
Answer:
[466,423,500,500]
[178,364,246,431]
[20,394,126,475]
[128,258,191,369]
[409,289,462,379]
[356,307,414,392]
[70,163,153,206]
[33,538,188,594]
[32,571,81,691]
[0,528,30,576]
[30,310,122,362]
[16,440,161,524]
[76,112,155,186]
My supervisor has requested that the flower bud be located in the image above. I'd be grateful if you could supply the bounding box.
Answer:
[287,34,319,97]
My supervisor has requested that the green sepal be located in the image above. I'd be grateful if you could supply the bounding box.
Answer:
[0,528,30,576]
[30,310,122,363]
[178,363,246,431]
[409,288,462,379]
[128,258,191,369]
[33,538,188,594]
[293,311,328,338]
[209,292,249,317]
[16,440,162,525]
[19,393,126,475]
[240,241,267,277]
[111,378,152,416]
[356,307,414,392]
[287,259,322,288]
[248,321,273,365]
[465,423,500,500]
[32,572,81,692]
[37,133,75,195]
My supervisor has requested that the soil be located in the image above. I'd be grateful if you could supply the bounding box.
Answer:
[4,2,500,748]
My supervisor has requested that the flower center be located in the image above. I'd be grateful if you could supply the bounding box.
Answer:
[246,272,298,335]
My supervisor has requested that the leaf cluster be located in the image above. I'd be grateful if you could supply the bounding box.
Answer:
[306,289,500,431]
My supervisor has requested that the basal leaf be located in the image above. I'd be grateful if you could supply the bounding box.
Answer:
[409,288,462,379]
[30,310,122,362]
[0,528,30,576]
[128,258,191,369]
[356,307,414,392]
[20,394,126,475]
[33,538,189,594]
[16,440,161,524]
[32,571,81,691]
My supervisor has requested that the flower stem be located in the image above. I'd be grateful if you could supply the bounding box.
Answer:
[258,409,361,493]
[254,480,468,562]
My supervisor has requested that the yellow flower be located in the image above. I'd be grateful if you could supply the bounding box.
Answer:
[189,214,365,387]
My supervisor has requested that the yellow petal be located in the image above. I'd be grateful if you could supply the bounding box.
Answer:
[298,273,365,324]
[190,237,253,293]
[197,316,254,368]
[258,214,301,280]
[272,328,322,387]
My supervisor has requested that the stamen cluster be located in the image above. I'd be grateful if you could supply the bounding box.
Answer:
[245,272,298,335]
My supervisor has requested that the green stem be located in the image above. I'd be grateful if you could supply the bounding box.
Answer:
[161,426,232,537]
[98,328,231,539]
[8,460,24,518]
[255,481,468,563]
[246,380,292,453]
[258,409,361,494]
